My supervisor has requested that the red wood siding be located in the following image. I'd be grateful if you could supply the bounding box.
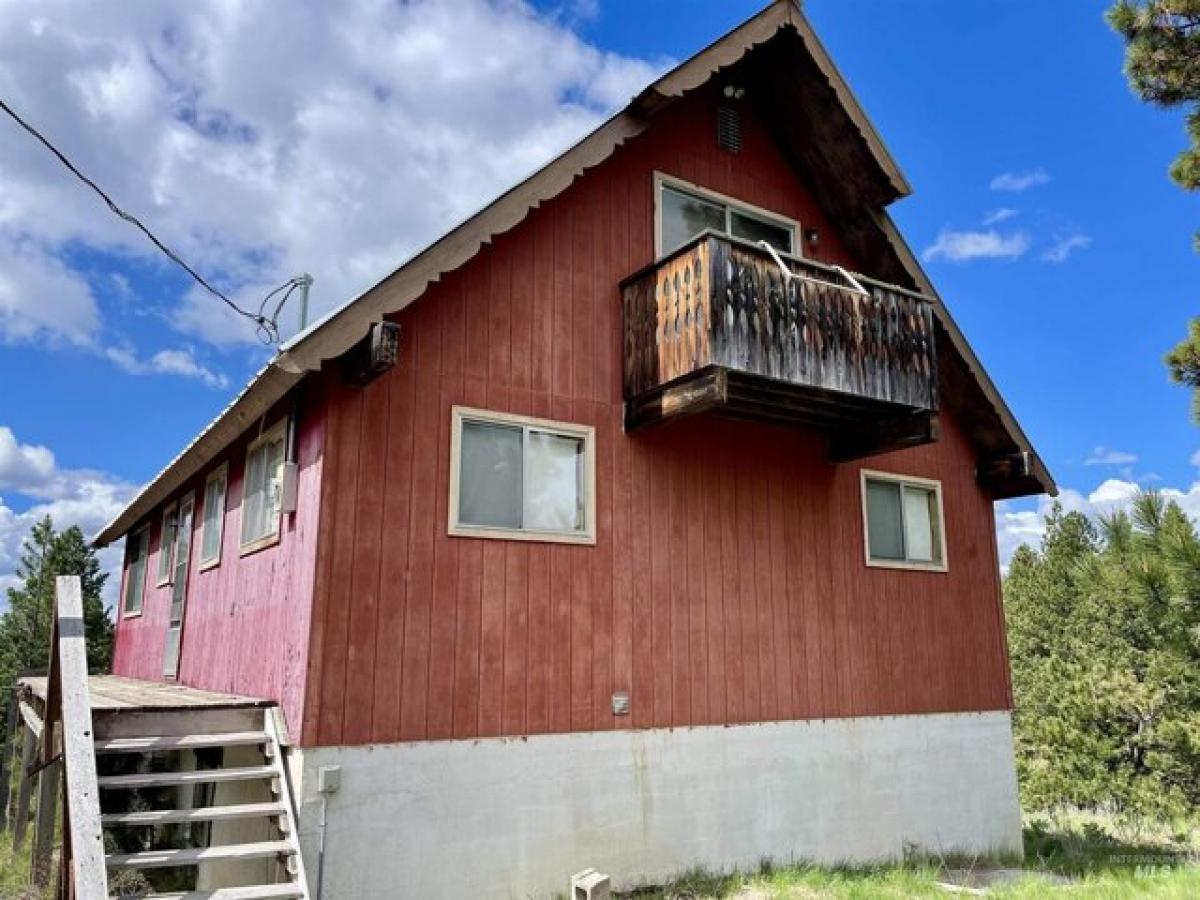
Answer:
[111,389,326,736]
[300,93,1014,748]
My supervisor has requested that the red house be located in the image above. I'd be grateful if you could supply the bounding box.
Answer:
[94,2,1055,895]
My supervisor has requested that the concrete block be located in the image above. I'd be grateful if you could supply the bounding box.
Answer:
[571,868,611,900]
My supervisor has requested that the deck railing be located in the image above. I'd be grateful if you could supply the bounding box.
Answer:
[621,232,938,412]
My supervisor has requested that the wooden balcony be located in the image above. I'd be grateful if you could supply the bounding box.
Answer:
[621,233,939,461]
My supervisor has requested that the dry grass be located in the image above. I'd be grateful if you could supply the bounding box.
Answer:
[619,815,1200,899]
[0,832,46,900]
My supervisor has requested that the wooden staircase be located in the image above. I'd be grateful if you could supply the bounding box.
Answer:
[3,578,312,900]
[96,709,310,900]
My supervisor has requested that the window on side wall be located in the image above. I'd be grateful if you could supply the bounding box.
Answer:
[449,406,595,544]
[656,174,797,258]
[123,525,151,617]
[199,463,228,570]
[155,502,177,586]
[861,471,947,572]
[240,421,288,553]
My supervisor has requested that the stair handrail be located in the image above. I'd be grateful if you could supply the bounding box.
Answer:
[42,576,108,899]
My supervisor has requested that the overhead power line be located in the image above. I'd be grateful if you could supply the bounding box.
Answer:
[0,97,298,344]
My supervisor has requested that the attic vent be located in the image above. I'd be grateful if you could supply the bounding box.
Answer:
[716,105,741,153]
[342,320,401,386]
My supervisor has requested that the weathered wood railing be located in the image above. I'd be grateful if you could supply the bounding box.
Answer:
[621,232,938,417]
[1,576,107,899]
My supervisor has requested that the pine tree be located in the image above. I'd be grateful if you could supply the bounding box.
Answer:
[1004,494,1200,820]
[0,516,114,725]
[1165,319,1200,422]
[1108,0,1200,192]
[1108,2,1200,417]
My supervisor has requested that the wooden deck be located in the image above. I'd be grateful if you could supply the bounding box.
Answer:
[17,674,270,713]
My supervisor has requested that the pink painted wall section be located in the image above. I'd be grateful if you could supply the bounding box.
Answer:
[111,386,326,740]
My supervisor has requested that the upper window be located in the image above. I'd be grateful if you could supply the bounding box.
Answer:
[241,421,288,553]
[199,463,228,569]
[861,471,947,571]
[449,406,595,544]
[122,526,151,617]
[155,502,177,586]
[657,174,797,257]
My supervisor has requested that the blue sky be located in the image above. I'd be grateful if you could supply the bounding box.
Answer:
[0,0,1196,598]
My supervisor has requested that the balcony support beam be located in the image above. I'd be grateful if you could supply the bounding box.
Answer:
[978,450,1050,500]
[828,412,939,463]
[625,368,727,431]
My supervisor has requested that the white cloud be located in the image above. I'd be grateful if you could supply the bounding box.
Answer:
[105,344,229,389]
[0,427,57,494]
[1041,233,1092,263]
[0,234,100,345]
[995,505,1046,571]
[922,228,1030,262]
[982,208,1019,226]
[989,168,1050,192]
[1190,449,1200,468]
[995,475,1200,572]
[0,0,667,349]
[1084,445,1138,466]
[0,425,138,611]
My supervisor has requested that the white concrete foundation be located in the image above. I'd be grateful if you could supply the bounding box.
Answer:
[290,711,1021,899]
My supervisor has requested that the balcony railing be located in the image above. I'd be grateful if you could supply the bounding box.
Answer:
[621,232,939,458]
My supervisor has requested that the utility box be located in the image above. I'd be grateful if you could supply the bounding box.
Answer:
[570,868,611,900]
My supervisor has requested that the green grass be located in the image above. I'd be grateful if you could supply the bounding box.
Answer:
[4,811,1198,898]
[0,831,46,900]
[619,815,1200,899]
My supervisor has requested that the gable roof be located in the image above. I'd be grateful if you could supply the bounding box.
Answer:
[94,0,1053,547]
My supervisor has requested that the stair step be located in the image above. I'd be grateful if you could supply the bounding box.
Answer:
[95,731,269,754]
[108,886,302,900]
[106,840,294,870]
[102,801,287,826]
[98,765,276,790]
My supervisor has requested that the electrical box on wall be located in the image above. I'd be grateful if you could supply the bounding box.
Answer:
[318,765,341,794]
[280,461,299,514]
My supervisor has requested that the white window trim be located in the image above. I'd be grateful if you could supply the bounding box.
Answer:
[155,501,177,587]
[123,524,151,619]
[240,419,289,556]
[860,469,949,573]
[448,405,596,545]
[199,462,229,571]
[653,170,801,260]
[174,489,197,578]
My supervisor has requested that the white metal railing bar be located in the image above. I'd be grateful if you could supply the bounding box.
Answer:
[756,239,870,297]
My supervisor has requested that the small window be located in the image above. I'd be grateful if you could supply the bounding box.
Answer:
[155,502,177,586]
[122,526,151,617]
[657,175,797,257]
[449,406,595,544]
[240,421,288,553]
[729,209,793,252]
[660,186,725,256]
[199,464,228,569]
[861,471,947,571]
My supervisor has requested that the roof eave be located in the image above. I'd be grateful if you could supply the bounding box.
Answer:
[875,209,1057,498]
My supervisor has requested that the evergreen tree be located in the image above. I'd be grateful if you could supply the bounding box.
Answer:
[0,516,114,721]
[1108,1,1200,192]
[1107,2,1200,416]
[1005,494,1200,820]
[1165,319,1200,422]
